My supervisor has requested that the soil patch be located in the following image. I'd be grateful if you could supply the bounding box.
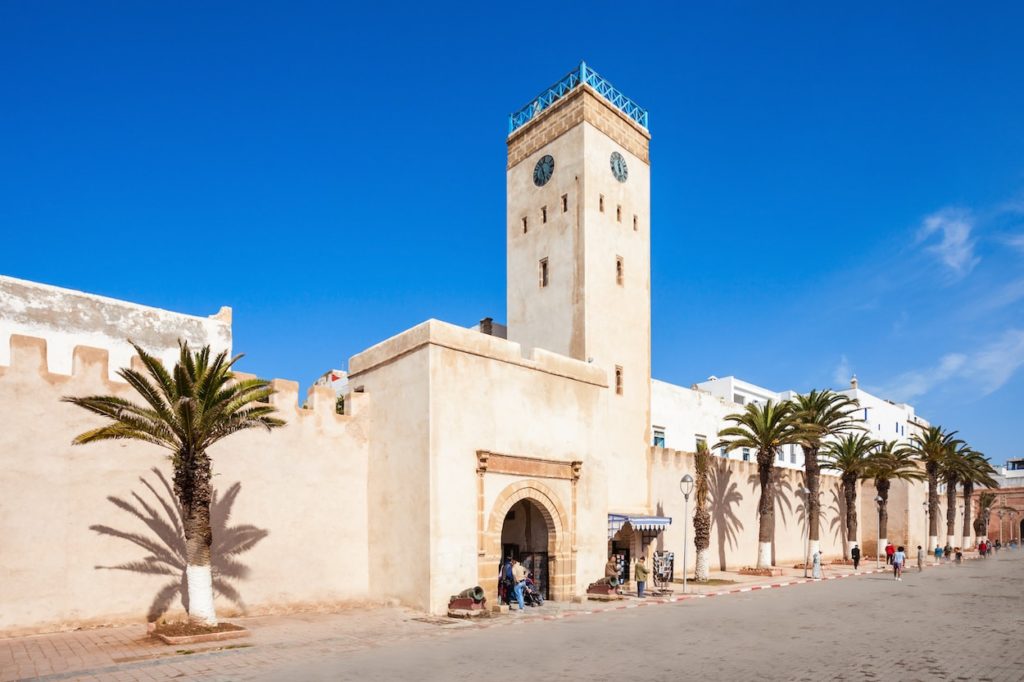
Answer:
[151,621,249,645]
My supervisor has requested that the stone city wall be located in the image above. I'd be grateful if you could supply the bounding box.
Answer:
[0,335,371,635]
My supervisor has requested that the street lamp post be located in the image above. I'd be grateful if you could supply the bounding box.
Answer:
[998,509,1005,545]
[875,496,883,569]
[802,487,812,578]
[680,474,694,595]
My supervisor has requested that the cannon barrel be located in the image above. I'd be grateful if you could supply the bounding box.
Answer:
[596,576,619,587]
[455,586,485,602]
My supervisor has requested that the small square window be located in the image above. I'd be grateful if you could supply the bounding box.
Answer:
[615,256,624,285]
[742,448,750,462]
[522,217,528,234]
[653,428,665,448]
[541,206,547,224]
[539,258,548,288]
[561,194,568,212]
[616,205,622,222]
[633,215,638,231]
[614,365,623,395]
[599,195,605,212]
[777,450,784,462]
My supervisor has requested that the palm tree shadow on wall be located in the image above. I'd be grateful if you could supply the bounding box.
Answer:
[709,460,744,570]
[747,468,792,566]
[827,486,848,555]
[89,467,268,622]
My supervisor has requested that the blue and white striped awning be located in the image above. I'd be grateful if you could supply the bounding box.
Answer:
[608,513,672,539]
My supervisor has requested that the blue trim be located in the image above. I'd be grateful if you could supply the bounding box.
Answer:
[509,61,649,134]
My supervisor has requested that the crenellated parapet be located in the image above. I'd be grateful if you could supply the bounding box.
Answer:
[0,334,364,424]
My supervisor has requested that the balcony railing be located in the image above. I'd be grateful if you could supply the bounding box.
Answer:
[508,61,649,135]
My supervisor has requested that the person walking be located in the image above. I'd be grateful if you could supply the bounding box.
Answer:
[944,543,953,562]
[916,545,924,572]
[885,542,895,566]
[511,558,528,611]
[851,544,861,571]
[812,550,822,580]
[893,545,906,581]
[934,544,943,564]
[634,556,649,598]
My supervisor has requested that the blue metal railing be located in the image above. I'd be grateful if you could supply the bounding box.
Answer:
[508,61,649,135]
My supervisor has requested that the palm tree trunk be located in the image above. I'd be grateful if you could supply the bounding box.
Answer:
[927,463,939,552]
[694,507,711,582]
[843,474,858,558]
[805,447,821,558]
[756,454,775,568]
[962,483,974,549]
[945,479,957,547]
[876,479,890,554]
[178,451,218,626]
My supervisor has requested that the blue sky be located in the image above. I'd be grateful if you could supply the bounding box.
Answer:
[2,3,1022,459]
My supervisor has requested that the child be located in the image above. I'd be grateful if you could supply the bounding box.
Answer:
[893,545,906,581]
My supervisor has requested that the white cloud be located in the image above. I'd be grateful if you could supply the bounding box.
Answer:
[875,329,1024,402]
[916,208,980,277]
[832,355,852,387]
[1006,233,1024,253]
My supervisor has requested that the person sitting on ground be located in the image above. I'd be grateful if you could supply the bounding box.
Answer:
[606,554,623,594]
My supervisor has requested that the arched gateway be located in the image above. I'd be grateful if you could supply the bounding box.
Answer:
[479,478,575,602]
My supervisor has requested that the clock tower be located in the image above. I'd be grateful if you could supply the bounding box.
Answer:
[505,63,652,503]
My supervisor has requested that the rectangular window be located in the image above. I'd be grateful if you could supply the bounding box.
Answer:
[734,394,746,405]
[615,256,624,285]
[522,217,528,234]
[633,214,638,231]
[599,195,605,212]
[541,206,547,224]
[790,446,796,464]
[777,449,784,462]
[742,448,750,462]
[561,194,568,212]
[616,205,622,222]
[539,258,548,288]
[615,365,623,395]
[653,428,665,448]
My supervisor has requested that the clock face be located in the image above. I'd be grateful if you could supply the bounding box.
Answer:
[533,155,554,186]
[610,151,628,182]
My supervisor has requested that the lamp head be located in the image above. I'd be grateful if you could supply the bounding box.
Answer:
[680,474,694,497]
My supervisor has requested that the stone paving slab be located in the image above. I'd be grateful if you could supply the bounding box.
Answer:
[0,549,999,681]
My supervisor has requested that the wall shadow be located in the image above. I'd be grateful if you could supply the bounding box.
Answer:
[709,460,744,570]
[89,467,269,622]
[827,485,848,556]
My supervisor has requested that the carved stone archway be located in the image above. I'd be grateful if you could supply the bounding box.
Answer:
[477,468,578,602]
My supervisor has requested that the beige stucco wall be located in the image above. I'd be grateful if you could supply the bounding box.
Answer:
[648,447,850,573]
[0,335,370,635]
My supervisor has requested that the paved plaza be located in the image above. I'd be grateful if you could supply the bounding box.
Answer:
[2,551,1021,681]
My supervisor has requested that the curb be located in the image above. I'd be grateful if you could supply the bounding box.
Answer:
[481,554,984,628]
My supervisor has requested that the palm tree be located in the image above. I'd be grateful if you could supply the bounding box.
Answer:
[905,426,962,552]
[716,400,800,568]
[63,341,284,625]
[863,440,925,555]
[960,450,998,548]
[693,440,712,582]
[821,433,878,559]
[973,492,997,541]
[790,390,861,558]
[940,444,975,547]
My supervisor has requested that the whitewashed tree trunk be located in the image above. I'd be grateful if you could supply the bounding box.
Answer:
[757,542,772,568]
[929,535,939,556]
[695,548,709,582]
[808,539,821,562]
[946,534,955,547]
[961,535,971,550]
[186,565,218,626]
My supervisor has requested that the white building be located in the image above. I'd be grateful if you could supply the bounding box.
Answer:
[650,374,931,470]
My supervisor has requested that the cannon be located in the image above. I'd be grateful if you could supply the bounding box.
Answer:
[587,575,620,595]
[448,585,487,610]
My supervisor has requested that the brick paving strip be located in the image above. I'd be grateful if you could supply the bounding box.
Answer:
[0,552,988,681]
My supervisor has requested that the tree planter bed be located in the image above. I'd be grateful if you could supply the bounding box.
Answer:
[151,622,249,645]
[738,567,784,577]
